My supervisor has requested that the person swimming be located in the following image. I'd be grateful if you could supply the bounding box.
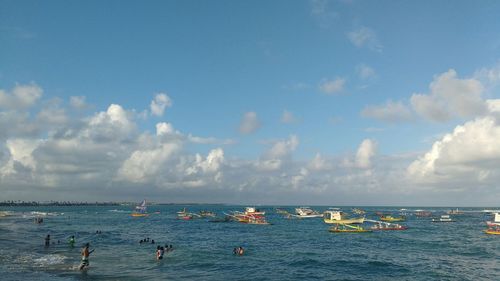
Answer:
[69,235,75,247]
[238,246,244,256]
[79,243,94,270]
[156,246,164,260]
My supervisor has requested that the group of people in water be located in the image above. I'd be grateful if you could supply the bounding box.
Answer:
[156,245,174,260]
[43,232,244,271]
[233,246,245,256]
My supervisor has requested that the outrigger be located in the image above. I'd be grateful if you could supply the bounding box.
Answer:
[379,215,406,222]
[323,209,364,224]
[365,219,408,230]
[177,208,201,220]
[329,223,372,233]
[484,225,500,235]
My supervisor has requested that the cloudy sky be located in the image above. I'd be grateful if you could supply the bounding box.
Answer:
[1,0,500,206]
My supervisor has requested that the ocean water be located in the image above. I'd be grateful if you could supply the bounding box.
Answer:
[0,205,498,281]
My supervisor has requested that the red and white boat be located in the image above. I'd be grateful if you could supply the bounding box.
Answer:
[486,212,500,227]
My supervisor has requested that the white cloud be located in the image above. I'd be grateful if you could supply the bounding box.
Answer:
[319,77,345,94]
[281,110,297,124]
[356,64,376,80]
[308,153,331,171]
[239,111,260,134]
[257,135,299,171]
[156,122,176,136]
[186,148,225,175]
[150,93,172,117]
[117,142,181,183]
[86,104,135,141]
[410,69,486,122]
[408,103,500,184]
[70,96,87,109]
[361,100,413,123]
[355,139,377,169]
[347,27,382,52]
[0,83,42,109]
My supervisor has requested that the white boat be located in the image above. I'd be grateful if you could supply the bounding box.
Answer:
[323,209,364,224]
[131,200,148,217]
[292,207,323,218]
[244,207,265,216]
[447,208,464,215]
[486,212,500,227]
[432,215,455,222]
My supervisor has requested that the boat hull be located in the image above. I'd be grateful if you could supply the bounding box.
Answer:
[324,217,364,224]
[329,228,372,233]
[484,229,500,235]
[131,213,148,217]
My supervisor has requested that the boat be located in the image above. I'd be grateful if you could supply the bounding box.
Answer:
[329,223,372,233]
[484,225,500,235]
[432,215,455,222]
[224,207,270,225]
[380,215,406,222]
[275,208,289,215]
[486,212,500,227]
[177,208,201,220]
[243,207,265,216]
[352,208,366,215]
[292,207,323,218]
[365,219,408,230]
[131,200,149,217]
[199,210,216,218]
[323,209,364,224]
[447,208,464,215]
[415,210,432,217]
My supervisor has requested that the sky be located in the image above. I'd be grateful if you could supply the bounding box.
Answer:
[1,0,500,206]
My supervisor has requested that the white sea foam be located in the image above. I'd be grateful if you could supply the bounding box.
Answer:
[108,209,129,213]
[33,254,67,266]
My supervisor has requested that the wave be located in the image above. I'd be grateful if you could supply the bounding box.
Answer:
[33,254,68,267]
[107,209,130,213]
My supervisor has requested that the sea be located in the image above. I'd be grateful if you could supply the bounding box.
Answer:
[0,205,498,281]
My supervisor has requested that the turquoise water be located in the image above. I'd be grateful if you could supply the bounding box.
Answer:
[0,205,498,280]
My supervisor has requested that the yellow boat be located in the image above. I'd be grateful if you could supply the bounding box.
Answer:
[485,225,500,235]
[380,215,406,222]
[131,200,148,217]
[329,223,372,233]
[131,213,149,217]
[323,210,364,224]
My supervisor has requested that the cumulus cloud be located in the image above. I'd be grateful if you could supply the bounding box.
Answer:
[347,27,382,52]
[308,153,331,171]
[239,111,260,134]
[257,135,299,171]
[361,100,413,123]
[355,139,377,169]
[410,69,486,122]
[156,122,176,136]
[319,77,345,94]
[150,93,172,117]
[2,82,499,205]
[0,83,42,109]
[408,101,500,184]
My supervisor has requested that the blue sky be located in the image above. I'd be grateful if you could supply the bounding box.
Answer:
[1,0,500,205]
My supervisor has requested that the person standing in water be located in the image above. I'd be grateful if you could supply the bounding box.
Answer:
[79,243,94,270]
[44,234,50,246]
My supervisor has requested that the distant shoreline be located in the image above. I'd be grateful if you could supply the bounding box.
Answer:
[0,201,227,207]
